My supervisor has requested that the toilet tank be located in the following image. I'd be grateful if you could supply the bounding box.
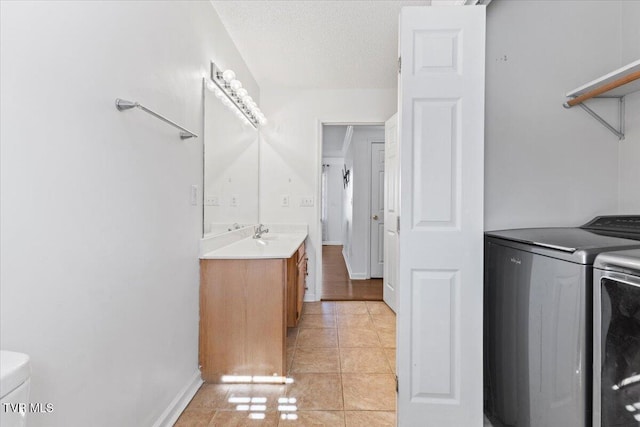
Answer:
[1,351,31,427]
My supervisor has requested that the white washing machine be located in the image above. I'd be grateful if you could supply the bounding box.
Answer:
[593,249,640,427]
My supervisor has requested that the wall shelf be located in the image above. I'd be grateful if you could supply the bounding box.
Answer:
[564,59,640,140]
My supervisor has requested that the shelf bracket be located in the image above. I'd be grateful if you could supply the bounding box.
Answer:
[564,96,625,140]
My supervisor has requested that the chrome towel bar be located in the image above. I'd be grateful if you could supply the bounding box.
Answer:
[115,98,198,140]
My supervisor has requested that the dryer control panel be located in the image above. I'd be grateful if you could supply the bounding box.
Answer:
[581,215,640,239]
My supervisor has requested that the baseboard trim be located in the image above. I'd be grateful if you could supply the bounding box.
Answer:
[153,369,203,427]
[322,241,342,245]
[342,249,367,280]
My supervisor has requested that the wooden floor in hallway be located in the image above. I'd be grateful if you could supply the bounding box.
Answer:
[321,245,383,301]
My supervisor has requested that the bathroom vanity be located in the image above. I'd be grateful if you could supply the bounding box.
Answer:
[199,228,307,383]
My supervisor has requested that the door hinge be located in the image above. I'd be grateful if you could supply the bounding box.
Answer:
[395,375,399,392]
[398,56,402,74]
[397,216,400,233]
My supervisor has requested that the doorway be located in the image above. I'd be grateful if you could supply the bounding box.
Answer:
[320,124,384,301]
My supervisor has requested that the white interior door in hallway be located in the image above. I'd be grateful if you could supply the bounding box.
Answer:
[370,142,385,278]
[396,6,486,426]
[383,113,398,313]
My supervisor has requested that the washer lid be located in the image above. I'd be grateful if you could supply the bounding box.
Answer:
[486,227,639,252]
[485,227,640,264]
[0,351,31,398]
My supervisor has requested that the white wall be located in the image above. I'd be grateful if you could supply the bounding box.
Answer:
[259,88,396,300]
[485,0,637,230]
[619,0,640,214]
[0,1,256,426]
[341,126,385,278]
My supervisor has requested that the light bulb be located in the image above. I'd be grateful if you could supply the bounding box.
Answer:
[214,88,224,99]
[222,69,236,83]
[230,79,242,91]
[259,116,268,125]
[236,88,248,98]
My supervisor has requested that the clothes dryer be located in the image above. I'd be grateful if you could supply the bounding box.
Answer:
[593,249,640,427]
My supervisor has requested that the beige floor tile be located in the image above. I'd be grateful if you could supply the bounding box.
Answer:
[298,314,337,329]
[296,328,338,348]
[383,348,396,373]
[221,384,288,412]
[366,301,395,316]
[188,384,231,409]
[277,410,345,426]
[340,348,392,373]
[344,411,395,427]
[286,373,344,410]
[376,329,396,348]
[302,302,336,315]
[370,315,396,332]
[174,407,216,427]
[338,328,381,348]
[208,410,279,426]
[286,346,295,373]
[287,328,299,344]
[291,348,340,373]
[336,314,374,329]
[335,301,369,315]
[342,374,396,411]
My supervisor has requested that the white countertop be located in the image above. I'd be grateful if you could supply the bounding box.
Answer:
[201,232,307,259]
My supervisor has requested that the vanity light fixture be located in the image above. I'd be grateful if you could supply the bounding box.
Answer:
[207,61,267,128]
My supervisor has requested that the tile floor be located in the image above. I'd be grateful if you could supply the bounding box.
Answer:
[175,301,397,426]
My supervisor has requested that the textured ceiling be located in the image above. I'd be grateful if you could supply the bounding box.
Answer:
[211,0,430,90]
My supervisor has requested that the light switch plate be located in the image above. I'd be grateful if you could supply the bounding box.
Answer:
[190,185,198,206]
[230,195,239,207]
[281,195,290,207]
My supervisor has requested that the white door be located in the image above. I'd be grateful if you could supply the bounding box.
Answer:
[397,6,485,427]
[383,114,399,313]
[370,142,385,278]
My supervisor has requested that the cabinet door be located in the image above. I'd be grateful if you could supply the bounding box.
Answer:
[296,255,307,324]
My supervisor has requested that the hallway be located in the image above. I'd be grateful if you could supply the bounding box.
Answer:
[321,246,383,301]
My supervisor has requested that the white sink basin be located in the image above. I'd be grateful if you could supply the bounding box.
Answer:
[202,232,307,259]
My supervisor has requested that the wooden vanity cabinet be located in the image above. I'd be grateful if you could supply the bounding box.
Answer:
[199,241,306,383]
[199,258,287,383]
[287,243,307,327]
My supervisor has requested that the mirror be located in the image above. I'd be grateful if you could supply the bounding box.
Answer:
[203,80,260,236]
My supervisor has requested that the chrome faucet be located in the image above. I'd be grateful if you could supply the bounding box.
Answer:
[253,224,269,239]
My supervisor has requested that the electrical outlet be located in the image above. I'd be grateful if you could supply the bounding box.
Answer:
[205,195,220,206]
[281,195,290,207]
[230,195,239,207]
[300,196,314,207]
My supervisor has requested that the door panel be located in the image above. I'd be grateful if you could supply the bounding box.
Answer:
[397,6,485,426]
[384,114,399,313]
